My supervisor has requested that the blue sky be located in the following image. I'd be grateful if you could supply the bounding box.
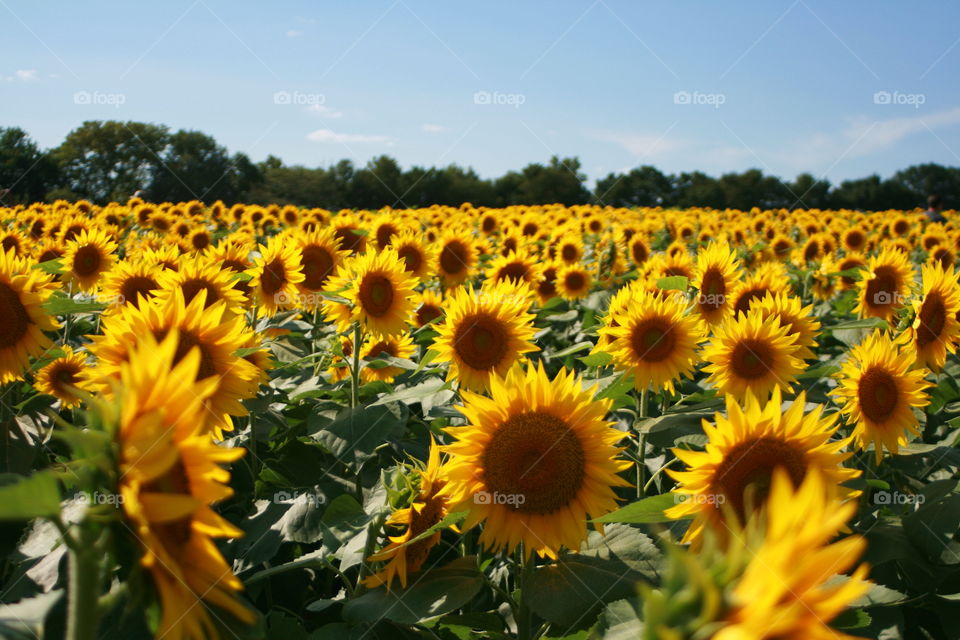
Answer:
[2,0,959,185]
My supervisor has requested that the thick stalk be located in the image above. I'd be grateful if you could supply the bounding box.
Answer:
[350,323,362,408]
[66,522,99,640]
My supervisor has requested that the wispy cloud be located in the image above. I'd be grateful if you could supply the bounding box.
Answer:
[306,103,343,118]
[4,69,38,82]
[306,129,392,145]
[421,123,449,133]
[286,30,303,38]
[589,129,682,158]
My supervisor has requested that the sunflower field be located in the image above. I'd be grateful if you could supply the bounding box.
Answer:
[0,199,959,640]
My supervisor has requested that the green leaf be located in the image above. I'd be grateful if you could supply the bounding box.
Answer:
[233,346,263,358]
[34,259,64,275]
[830,318,888,331]
[42,292,107,315]
[904,494,960,562]
[342,556,484,625]
[579,351,612,367]
[311,403,408,465]
[656,276,688,291]
[593,493,680,524]
[551,341,595,359]
[371,377,449,408]
[0,590,63,639]
[0,472,61,520]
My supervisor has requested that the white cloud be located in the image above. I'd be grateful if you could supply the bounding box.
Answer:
[286,29,304,38]
[306,103,343,118]
[306,129,392,145]
[590,129,683,158]
[421,123,449,133]
[4,69,38,82]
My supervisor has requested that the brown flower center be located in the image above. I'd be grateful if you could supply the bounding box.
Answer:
[730,339,774,380]
[858,367,899,422]
[630,317,677,363]
[712,437,806,521]
[0,281,30,349]
[453,313,508,370]
[482,411,585,515]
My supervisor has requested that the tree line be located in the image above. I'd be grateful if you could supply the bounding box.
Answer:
[1,121,957,211]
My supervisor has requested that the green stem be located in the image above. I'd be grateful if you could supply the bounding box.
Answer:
[517,549,537,640]
[350,323,362,409]
[66,522,100,640]
[312,309,323,378]
[354,510,389,595]
[636,387,648,497]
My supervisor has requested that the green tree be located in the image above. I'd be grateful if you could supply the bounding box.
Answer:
[787,173,831,209]
[594,165,673,207]
[149,130,261,203]
[54,121,169,203]
[891,163,959,209]
[0,127,58,203]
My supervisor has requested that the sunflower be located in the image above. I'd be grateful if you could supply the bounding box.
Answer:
[608,290,704,393]
[88,289,260,435]
[0,249,59,384]
[208,238,254,299]
[391,229,436,282]
[729,264,785,317]
[115,332,253,640]
[295,227,350,305]
[440,363,631,559]
[156,255,247,314]
[486,249,542,288]
[436,231,477,286]
[750,291,821,361]
[833,330,931,463]
[554,235,584,265]
[360,332,415,383]
[246,235,305,316]
[431,280,539,392]
[836,253,867,291]
[854,246,914,322]
[61,228,118,292]
[363,439,449,589]
[413,289,444,329]
[627,235,651,268]
[34,345,90,407]
[715,469,869,640]
[534,261,560,305]
[666,388,859,543]
[326,337,354,383]
[693,242,741,325]
[556,263,592,300]
[701,309,804,402]
[906,262,960,371]
[325,248,418,337]
[842,226,868,253]
[811,255,837,301]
